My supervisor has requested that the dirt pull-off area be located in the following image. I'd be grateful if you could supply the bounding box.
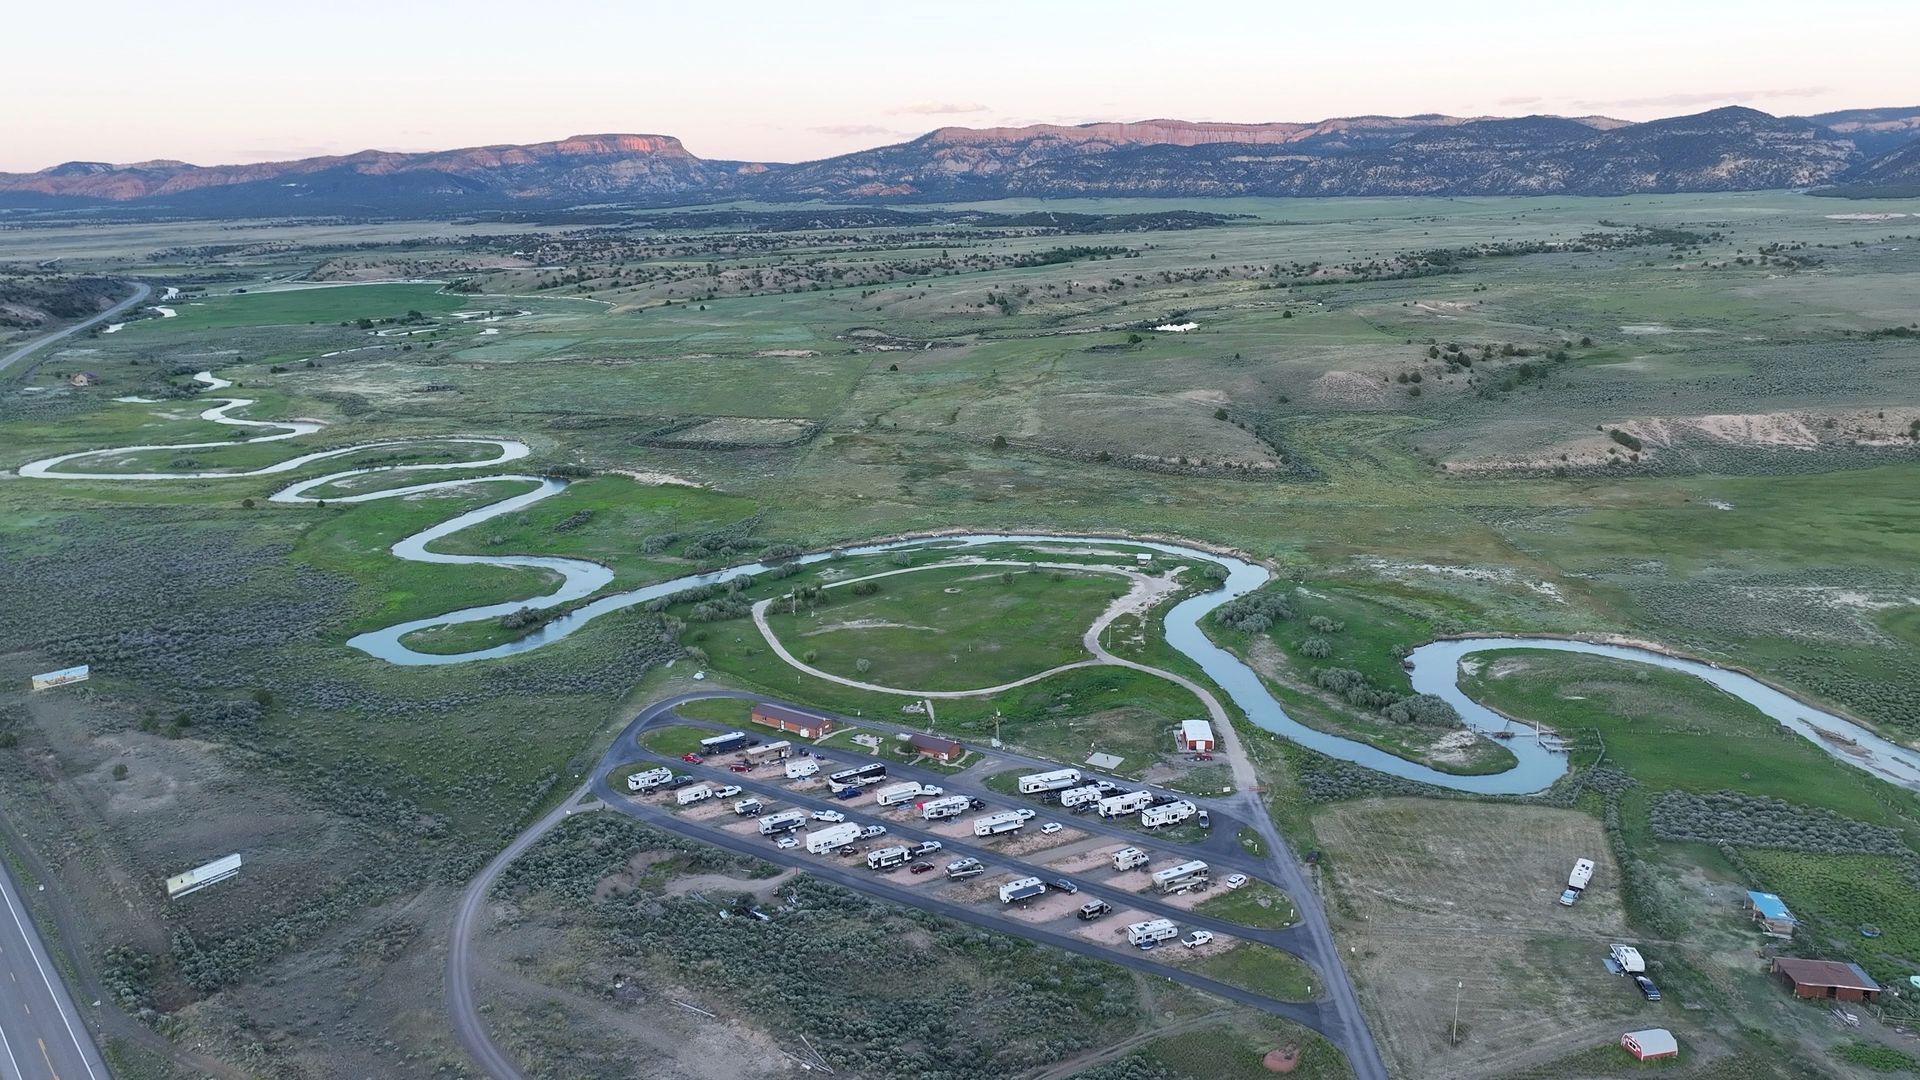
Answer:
[1315,798,1642,1080]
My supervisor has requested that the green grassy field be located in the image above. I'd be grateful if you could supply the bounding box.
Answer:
[762,563,1121,691]
[1460,650,1919,828]
[1188,941,1318,1001]
[637,725,713,757]
[6,193,1920,1079]
[1196,879,1299,928]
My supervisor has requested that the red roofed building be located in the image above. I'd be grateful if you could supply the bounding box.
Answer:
[751,702,836,740]
[1771,957,1883,1003]
[907,733,965,763]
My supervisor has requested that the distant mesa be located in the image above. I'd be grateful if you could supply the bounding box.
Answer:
[5,105,1919,213]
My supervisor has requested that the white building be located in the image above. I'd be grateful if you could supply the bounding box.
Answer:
[1179,719,1216,752]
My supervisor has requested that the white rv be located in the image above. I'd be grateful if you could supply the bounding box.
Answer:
[999,876,1047,903]
[1096,791,1153,818]
[1141,799,1197,829]
[1150,860,1211,894]
[973,809,1035,837]
[757,809,807,835]
[1017,769,1082,794]
[1561,858,1596,906]
[1059,784,1105,810]
[804,822,863,854]
[875,781,943,807]
[626,766,673,792]
[921,795,972,820]
[1127,919,1180,947]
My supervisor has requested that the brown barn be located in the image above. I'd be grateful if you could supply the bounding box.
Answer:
[1771,958,1882,1003]
[907,733,965,763]
[751,702,836,740]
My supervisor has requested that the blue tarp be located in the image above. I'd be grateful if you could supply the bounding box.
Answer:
[1747,890,1796,923]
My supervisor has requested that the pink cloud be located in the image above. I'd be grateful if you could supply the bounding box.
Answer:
[892,102,991,115]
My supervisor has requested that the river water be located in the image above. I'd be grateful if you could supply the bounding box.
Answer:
[24,385,1916,796]
[346,521,1920,796]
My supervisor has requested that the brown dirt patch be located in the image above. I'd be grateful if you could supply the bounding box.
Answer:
[1315,798,1638,1080]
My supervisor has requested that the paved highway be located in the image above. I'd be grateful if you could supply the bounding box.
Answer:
[0,860,106,1080]
[0,281,151,379]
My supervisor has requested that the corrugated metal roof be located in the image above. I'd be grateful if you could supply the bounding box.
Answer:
[1774,957,1881,991]
[1746,890,1795,921]
[1624,1028,1678,1055]
[753,702,833,727]
[166,853,243,898]
[1180,718,1214,743]
[909,733,962,755]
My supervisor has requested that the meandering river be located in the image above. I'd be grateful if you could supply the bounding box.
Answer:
[23,375,1920,796]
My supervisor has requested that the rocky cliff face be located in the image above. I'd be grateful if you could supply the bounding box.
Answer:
[4,107,1916,213]
[0,134,755,209]
[777,109,1859,200]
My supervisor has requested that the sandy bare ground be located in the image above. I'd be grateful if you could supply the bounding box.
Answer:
[1448,406,1920,474]
[1315,798,1637,1080]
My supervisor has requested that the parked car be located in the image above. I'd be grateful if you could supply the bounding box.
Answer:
[774,835,798,849]
[1182,930,1215,949]
[1224,873,1249,890]
[1197,809,1211,828]
[667,775,696,788]
[681,753,703,763]
[859,824,887,838]
[1050,878,1078,894]
[1633,975,1662,1001]
[1041,822,1063,835]
[968,797,986,809]
[727,762,752,773]
[811,809,846,823]
[910,863,934,874]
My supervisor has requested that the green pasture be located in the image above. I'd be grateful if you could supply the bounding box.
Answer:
[1460,650,1918,827]
[762,563,1120,691]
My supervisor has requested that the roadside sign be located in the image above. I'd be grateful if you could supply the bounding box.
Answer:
[31,665,90,691]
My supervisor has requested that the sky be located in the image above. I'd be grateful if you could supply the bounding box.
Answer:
[4,0,1914,171]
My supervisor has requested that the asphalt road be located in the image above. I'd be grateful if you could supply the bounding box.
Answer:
[0,281,151,379]
[447,690,1389,1080]
[0,860,107,1080]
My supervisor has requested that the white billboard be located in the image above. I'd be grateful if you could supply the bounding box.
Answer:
[166,853,243,899]
[31,665,90,691]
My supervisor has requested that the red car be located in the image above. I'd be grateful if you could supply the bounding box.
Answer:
[727,762,752,773]
[681,752,703,764]
[909,863,934,874]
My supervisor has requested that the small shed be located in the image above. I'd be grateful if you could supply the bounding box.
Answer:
[1621,1028,1678,1062]
[907,733,965,763]
[1178,719,1216,752]
[1746,890,1797,935]
[1771,957,1883,1003]
[69,371,100,387]
[751,702,836,740]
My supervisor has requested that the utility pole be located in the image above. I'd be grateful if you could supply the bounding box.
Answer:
[1452,979,1464,1046]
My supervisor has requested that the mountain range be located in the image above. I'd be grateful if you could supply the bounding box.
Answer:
[4,106,1918,215]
